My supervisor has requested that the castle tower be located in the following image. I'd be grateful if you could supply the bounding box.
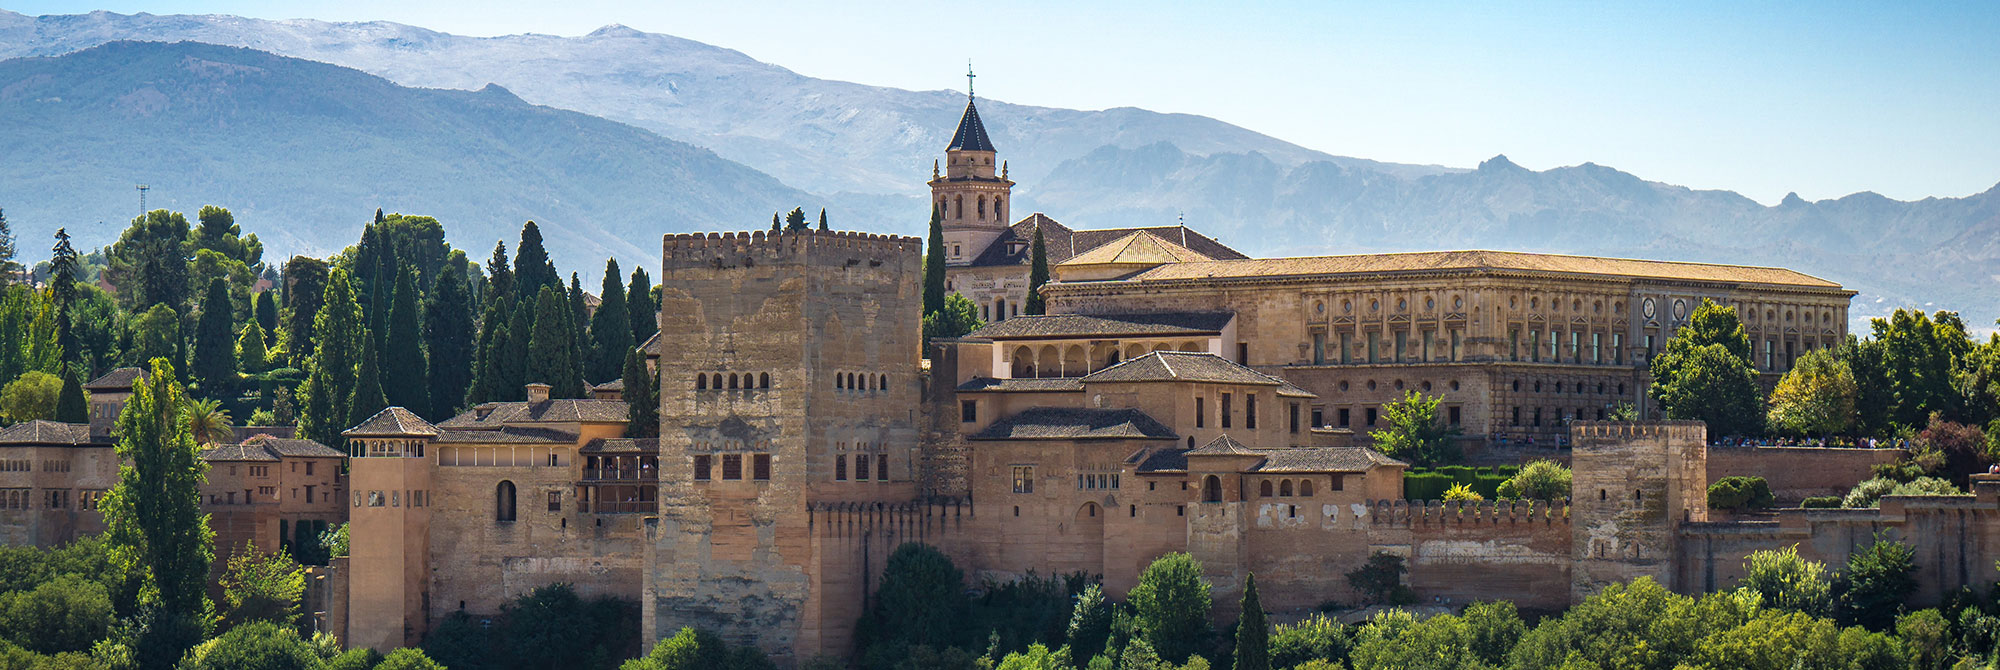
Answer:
[645,228,922,663]
[342,407,439,652]
[929,68,1014,266]
[1569,421,1706,602]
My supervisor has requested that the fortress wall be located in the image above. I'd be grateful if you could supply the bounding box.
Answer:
[1705,446,1901,502]
[1373,499,1575,610]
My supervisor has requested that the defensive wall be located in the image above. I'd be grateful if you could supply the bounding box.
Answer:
[1705,446,1901,502]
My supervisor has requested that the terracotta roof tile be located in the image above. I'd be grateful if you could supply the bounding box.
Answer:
[1136,447,1190,473]
[1122,250,1842,288]
[1057,231,1216,267]
[0,420,93,445]
[83,367,145,391]
[241,434,344,458]
[969,407,1176,441]
[580,437,659,454]
[1252,447,1405,472]
[964,214,1246,268]
[966,312,1233,340]
[955,377,1085,393]
[434,427,580,444]
[1186,434,1260,456]
[342,407,440,437]
[1081,351,1293,389]
[437,399,628,428]
[200,444,280,462]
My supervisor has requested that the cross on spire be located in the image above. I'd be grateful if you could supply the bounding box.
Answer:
[966,60,976,100]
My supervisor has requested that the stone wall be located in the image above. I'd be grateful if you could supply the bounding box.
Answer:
[1374,500,1575,610]
[1706,446,1901,502]
[1569,421,1707,601]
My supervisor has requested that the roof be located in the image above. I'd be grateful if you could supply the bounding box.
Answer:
[1058,231,1216,267]
[241,434,344,458]
[434,426,580,444]
[966,312,1234,340]
[84,367,145,391]
[1081,352,1288,388]
[581,437,659,454]
[1253,447,1405,473]
[1120,249,1843,289]
[0,420,93,446]
[1186,434,1260,457]
[964,214,1248,269]
[437,399,629,429]
[956,377,1085,393]
[593,379,626,392]
[342,407,440,437]
[1135,448,1190,473]
[641,331,660,357]
[200,443,279,462]
[947,99,996,152]
[969,407,1177,441]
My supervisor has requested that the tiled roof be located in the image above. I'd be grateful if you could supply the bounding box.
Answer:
[1135,448,1190,473]
[1253,447,1406,473]
[965,214,1247,269]
[438,399,629,428]
[966,312,1234,340]
[342,407,440,437]
[947,99,996,152]
[1058,231,1216,267]
[242,434,344,458]
[593,379,626,392]
[1081,352,1292,389]
[581,437,659,454]
[0,420,93,446]
[1276,382,1316,398]
[1186,434,1260,457]
[1122,250,1843,289]
[434,426,580,444]
[955,377,1085,393]
[641,331,661,356]
[200,444,280,462]
[969,407,1176,441]
[84,367,145,391]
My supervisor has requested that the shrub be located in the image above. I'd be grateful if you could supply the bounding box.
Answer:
[1891,477,1963,497]
[1800,496,1841,509]
[1442,483,1483,502]
[1403,472,1455,501]
[1738,545,1832,617]
[1837,537,1917,631]
[0,574,113,654]
[177,621,320,670]
[1496,460,1570,500]
[1269,614,1346,669]
[1346,554,1414,606]
[1129,553,1212,664]
[1871,461,1925,483]
[1842,478,1899,508]
[1707,476,1774,511]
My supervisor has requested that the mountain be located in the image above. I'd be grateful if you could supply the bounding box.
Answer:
[0,40,813,273]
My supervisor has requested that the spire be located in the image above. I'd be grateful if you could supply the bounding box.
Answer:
[947,62,996,152]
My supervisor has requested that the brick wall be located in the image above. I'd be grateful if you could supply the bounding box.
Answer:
[1705,446,1901,502]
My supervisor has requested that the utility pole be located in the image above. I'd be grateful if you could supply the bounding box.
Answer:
[136,184,149,215]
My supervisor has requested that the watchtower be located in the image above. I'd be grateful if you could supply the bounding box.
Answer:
[341,407,439,651]
[1569,420,1706,601]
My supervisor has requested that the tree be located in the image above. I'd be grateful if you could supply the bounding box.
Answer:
[375,648,445,670]
[0,574,112,655]
[279,256,329,366]
[253,291,278,347]
[191,205,261,268]
[1065,583,1113,665]
[176,621,319,670]
[1129,552,1211,664]
[1496,459,1570,500]
[923,208,946,317]
[626,626,772,670]
[1837,336,1897,438]
[1874,309,1969,430]
[466,295,514,405]
[237,323,269,375]
[785,207,808,231]
[1349,609,1483,670]
[0,371,61,423]
[1026,226,1049,316]
[297,269,361,446]
[1738,544,1832,617]
[1270,615,1346,670]
[1346,553,1411,606]
[627,267,656,347]
[923,293,984,342]
[101,360,213,668]
[1370,390,1461,467]
[219,543,305,628]
[514,221,559,300]
[1233,573,1270,670]
[487,240,515,303]
[818,208,829,231]
[623,349,658,438]
[771,212,781,232]
[183,398,234,445]
[349,336,386,426]
[382,269,430,418]
[424,260,475,420]
[49,228,80,366]
[54,365,87,424]
[527,287,583,398]
[1459,601,1525,667]
[125,304,182,372]
[0,208,18,282]
[568,273,589,389]
[1652,343,1764,436]
[1767,349,1858,438]
[365,234,393,372]
[589,259,633,383]
[1706,476,1774,511]
[498,295,537,400]
[1913,415,1989,487]
[191,278,237,396]
[104,209,192,313]
[1836,536,1916,630]
[858,543,970,652]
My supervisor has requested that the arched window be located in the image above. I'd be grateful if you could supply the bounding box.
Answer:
[848,372,858,390]
[710,373,722,390]
[1203,475,1223,503]
[879,374,888,391]
[1280,480,1294,497]
[955,196,963,219]
[978,196,987,219]
[1259,480,1274,497]
[760,373,770,389]
[495,481,517,522]
[697,375,707,391]
[728,374,738,390]
[1300,479,1315,497]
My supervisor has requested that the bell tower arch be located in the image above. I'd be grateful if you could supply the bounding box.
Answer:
[929,65,1014,266]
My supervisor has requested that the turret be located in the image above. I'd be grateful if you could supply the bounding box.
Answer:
[928,71,1014,266]
[341,407,439,652]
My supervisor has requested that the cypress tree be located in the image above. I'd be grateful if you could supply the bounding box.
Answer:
[487,241,514,302]
[498,295,536,401]
[103,360,214,667]
[568,273,588,387]
[785,207,808,231]
[513,222,558,300]
[818,208,829,231]
[297,269,361,446]
[627,267,656,348]
[590,259,633,383]
[355,223,380,308]
[349,335,386,426]
[236,322,268,375]
[374,207,386,224]
[368,235,395,368]
[425,261,476,420]
[253,291,278,346]
[191,277,237,396]
[466,295,512,405]
[923,208,946,316]
[382,269,429,418]
[621,348,657,438]
[54,363,86,424]
[526,287,582,399]
[280,256,329,367]
[1026,226,1049,316]
[0,208,17,283]
[771,212,781,232]
[1232,573,1269,670]
[49,228,80,366]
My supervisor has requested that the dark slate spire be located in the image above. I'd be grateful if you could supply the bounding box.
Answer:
[948,99,996,153]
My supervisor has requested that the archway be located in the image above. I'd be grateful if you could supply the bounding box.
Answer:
[1011,346,1035,378]
[1070,502,1106,577]
[1202,475,1223,503]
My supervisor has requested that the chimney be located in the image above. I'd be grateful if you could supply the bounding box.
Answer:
[524,383,551,403]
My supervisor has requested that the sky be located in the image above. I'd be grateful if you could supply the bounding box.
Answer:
[13,1,2000,204]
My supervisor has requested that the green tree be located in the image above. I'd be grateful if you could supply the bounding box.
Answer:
[771,212,780,232]
[48,228,81,367]
[495,583,640,670]
[487,240,515,304]
[922,293,984,342]
[1065,583,1113,665]
[1349,609,1482,670]
[785,207,809,231]
[236,323,269,375]
[54,364,87,424]
[1836,336,1896,438]
[858,543,970,652]
[1874,309,1969,430]
[1370,390,1462,467]
[568,273,589,390]
[1768,349,1858,438]
[1129,552,1211,664]
[1026,227,1049,316]
[126,304,182,373]
[625,626,773,670]
[514,221,559,301]
[176,621,320,670]
[1460,601,1524,667]
[1897,609,1949,670]
[622,349,658,438]
[498,296,537,400]
[191,278,237,396]
[296,270,361,446]
[374,648,445,670]
[1269,615,1345,669]
[818,208,829,231]
[1346,553,1411,606]
[527,287,583,398]
[423,260,476,420]
[466,295,513,405]
[627,267,656,348]
[0,208,17,282]
[590,259,634,383]
[183,398,234,445]
[253,291,278,347]
[191,205,261,269]
[349,336,386,426]
[279,256,329,366]
[382,269,429,418]
[0,574,113,654]
[1653,343,1764,436]
[1707,475,1775,511]
[0,371,62,423]
[1738,544,1832,617]
[101,360,214,669]
[1836,537,1916,630]
[104,209,191,313]
[219,543,305,628]
[1233,573,1269,670]
[923,208,946,317]
[1495,459,1570,500]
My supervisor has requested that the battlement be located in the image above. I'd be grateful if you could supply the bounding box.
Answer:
[807,498,972,539]
[1569,421,1707,445]
[662,228,921,268]
[1369,498,1572,528]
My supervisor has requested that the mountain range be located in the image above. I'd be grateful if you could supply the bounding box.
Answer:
[0,10,1994,329]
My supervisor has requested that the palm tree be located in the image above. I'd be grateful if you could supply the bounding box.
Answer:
[185,398,235,445]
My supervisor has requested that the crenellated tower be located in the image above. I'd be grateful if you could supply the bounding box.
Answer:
[929,67,1014,266]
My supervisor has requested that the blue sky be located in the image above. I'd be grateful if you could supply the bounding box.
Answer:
[15,1,1999,204]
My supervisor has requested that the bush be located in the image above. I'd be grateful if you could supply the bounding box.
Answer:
[1707,476,1774,511]
[178,621,320,670]
[1129,553,1212,664]
[1843,478,1899,508]
[855,543,970,655]
[1738,545,1832,617]
[0,574,113,654]
[1800,496,1841,509]
[1871,461,1925,483]
[1837,537,1917,630]
[625,627,774,670]
[1496,460,1570,500]
[1346,554,1415,606]
[1442,483,1483,502]
[1269,614,1346,669]
[1890,477,1963,497]
[1403,472,1455,501]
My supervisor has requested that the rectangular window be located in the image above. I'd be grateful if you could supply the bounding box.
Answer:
[1510,330,1521,361]
[1394,331,1406,361]
[1612,333,1624,364]
[1646,334,1656,357]
[1451,330,1462,361]
[1365,407,1378,427]
[1765,340,1774,370]
[1311,407,1324,428]
[1367,332,1380,362]
[547,491,561,512]
[1237,342,1249,365]
[693,455,712,481]
[1549,330,1559,360]
[1221,393,1233,428]
[961,400,978,423]
[1529,331,1540,362]
[1245,394,1258,429]
[1592,332,1602,364]
[835,455,847,481]
[1512,407,1521,426]
[721,455,742,480]
[1421,330,1433,361]
[876,454,888,481]
[1532,408,1543,427]
[856,454,869,481]
[1570,331,1580,360]
[753,454,771,481]
[1448,406,1461,426]
[1195,397,1206,428]
[1312,333,1326,365]
[1785,341,1795,370]
[1339,333,1352,364]
[1331,474,1345,491]
[1289,403,1300,434]
[1012,466,1034,493]
[1338,408,1351,428]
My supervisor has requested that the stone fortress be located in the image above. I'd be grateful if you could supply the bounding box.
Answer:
[320,92,2000,665]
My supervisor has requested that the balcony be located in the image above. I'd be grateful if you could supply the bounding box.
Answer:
[581,467,655,482]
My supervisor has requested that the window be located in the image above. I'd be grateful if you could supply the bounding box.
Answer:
[547,491,561,512]
[1312,333,1326,365]
[1280,480,1294,497]
[1510,330,1521,361]
[835,455,847,481]
[1203,475,1223,503]
[693,455,712,481]
[1289,403,1300,434]
[1529,330,1540,362]
[856,454,869,481]
[1259,480,1274,497]
[876,454,888,481]
[721,455,743,480]
[760,373,770,389]
[1367,331,1381,362]
[1237,342,1249,365]
[753,454,771,481]
[1512,407,1521,426]
[1448,406,1461,426]
[1365,407,1378,427]
[1245,394,1258,429]
[1395,331,1407,360]
[1301,480,1315,496]
[1221,393,1233,428]
[1612,333,1624,364]
[1451,330,1462,361]
[1591,332,1602,363]
[1330,474,1345,491]
[961,400,978,423]
[1311,407,1324,428]
[1012,466,1035,494]
[495,482,516,522]
[1338,408,1351,428]
[1195,397,1206,428]
[1339,333,1352,364]
[306,461,315,476]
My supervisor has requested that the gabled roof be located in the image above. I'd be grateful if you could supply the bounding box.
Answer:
[947,99,996,152]
[581,437,659,454]
[437,399,628,428]
[241,434,344,458]
[1253,447,1405,473]
[1186,434,1260,457]
[434,426,579,444]
[1058,231,1216,267]
[0,420,93,446]
[1082,352,1305,394]
[964,214,1247,269]
[641,331,661,357]
[966,312,1234,340]
[200,443,280,462]
[955,377,1085,393]
[969,407,1176,441]
[84,367,145,392]
[342,407,439,437]
[592,379,626,392]
[1122,250,1843,289]
[1135,448,1190,473]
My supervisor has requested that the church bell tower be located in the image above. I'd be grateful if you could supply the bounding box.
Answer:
[929,65,1014,266]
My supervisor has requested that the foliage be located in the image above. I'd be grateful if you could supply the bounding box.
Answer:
[419,612,491,669]
[0,574,114,654]
[183,399,233,446]
[101,360,213,668]
[923,293,985,342]
[1496,460,1570,500]
[235,323,268,375]
[381,269,429,418]
[1350,608,1485,670]
[1460,600,1525,666]
[1026,226,1048,316]
[296,269,361,446]
[994,644,1067,670]
[967,571,1093,661]
[1370,390,1462,467]
[0,370,61,423]
[53,365,87,424]
[1801,496,1842,509]
[175,621,320,670]
[1442,482,1484,502]
[1269,614,1346,669]
[1842,478,1900,509]
[923,208,946,318]
[626,266,656,350]
[104,210,191,314]
[1740,545,1833,617]
[1228,574,1270,670]
[1654,341,1765,437]
[347,336,385,427]
[126,304,182,372]
[497,583,641,670]
[373,648,444,670]
[1836,537,1917,630]
[422,257,475,420]
[1707,476,1775,511]
[622,626,772,670]
[1768,348,1859,437]
[1872,309,1970,432]
[278,256,328,367]
[590,259,634,384]
[856,543,970,655]
[622,349,658,438]
[191,278,237,396]
[1608,401,1639,421]
[1129,552,1212,664]
[512,221,560,301]
[1065,583,1112,665]
[1505,578,1754,670]
[323,648,380,670]
[1897,609,1950,670]
[1913,416,1990,488]
[784,207,809,232]
[218,543,304,628]
[526,286,583,398]
[1347,553,1413,607]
